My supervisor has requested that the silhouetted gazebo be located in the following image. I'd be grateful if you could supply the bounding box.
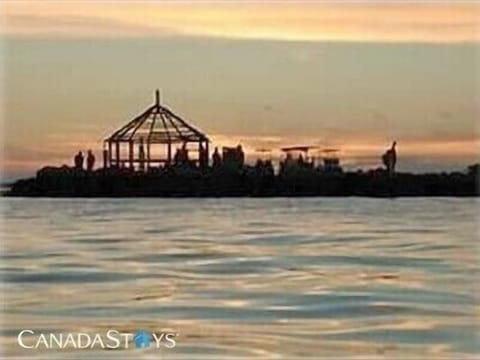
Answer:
[104,90,209,170]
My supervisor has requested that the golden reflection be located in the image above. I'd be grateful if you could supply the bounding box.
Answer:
[2,195,477,357]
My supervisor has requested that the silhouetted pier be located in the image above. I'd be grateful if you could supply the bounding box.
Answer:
[4,91,479,197]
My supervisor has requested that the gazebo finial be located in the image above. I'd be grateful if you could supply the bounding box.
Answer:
[155,89,160,105]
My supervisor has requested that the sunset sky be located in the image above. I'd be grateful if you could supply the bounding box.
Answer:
[1,1,479,178]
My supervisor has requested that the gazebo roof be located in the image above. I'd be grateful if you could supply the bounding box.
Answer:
[106,90,209,144]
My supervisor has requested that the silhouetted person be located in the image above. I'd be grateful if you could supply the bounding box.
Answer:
[382,141,397,176]
[173,144,189,166]
[182,143,189,162]
[180,143,189,164]
[390,141,397,170]
[74,151,84,170]
[102,148,108,169]
[199,143,208,169]
[298,153,304,166]
[212,147,222,168]
[237,144,245,167]
[264,160,274,176]
[285,153,293,165]
[174,148,180,164]
[280,153,293,174]
[86,150,95,171]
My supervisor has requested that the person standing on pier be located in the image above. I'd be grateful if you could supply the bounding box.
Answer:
[212,147,222,168]
[74,151,84,170]
[86,150,95,171]
[382,141,397,176]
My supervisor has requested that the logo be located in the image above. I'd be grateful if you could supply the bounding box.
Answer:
[134,330,151,348]
[17,329,177,350]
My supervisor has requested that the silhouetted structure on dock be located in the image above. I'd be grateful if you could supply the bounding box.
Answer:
[4,91,479,197]
[319,148,342,173]
[104,90,209,171]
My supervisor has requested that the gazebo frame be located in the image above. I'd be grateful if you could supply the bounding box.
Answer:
[104,90,209,170]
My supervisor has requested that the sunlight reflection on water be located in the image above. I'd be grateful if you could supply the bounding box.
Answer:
[1,198,478,359]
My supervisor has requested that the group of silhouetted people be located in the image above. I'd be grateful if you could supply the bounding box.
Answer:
[212,145,244,170]
[74,150,95,171]
[171,143,234,170]
[174,143,189,165]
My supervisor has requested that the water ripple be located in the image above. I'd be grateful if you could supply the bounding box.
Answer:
[1,197,478,358]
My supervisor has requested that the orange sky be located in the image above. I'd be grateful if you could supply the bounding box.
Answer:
[3,1,479,43]
[1,1,479,177]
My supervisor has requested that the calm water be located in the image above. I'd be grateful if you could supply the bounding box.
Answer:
[1,198,478,359]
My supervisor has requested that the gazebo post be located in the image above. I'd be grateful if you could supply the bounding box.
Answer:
[128,140,134,169]
[146,142,150,170]
[115,141,120,168]
[108,141,113,168]
[167,143,172,165]
[198,141,201,167]
[205,140,209,168]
